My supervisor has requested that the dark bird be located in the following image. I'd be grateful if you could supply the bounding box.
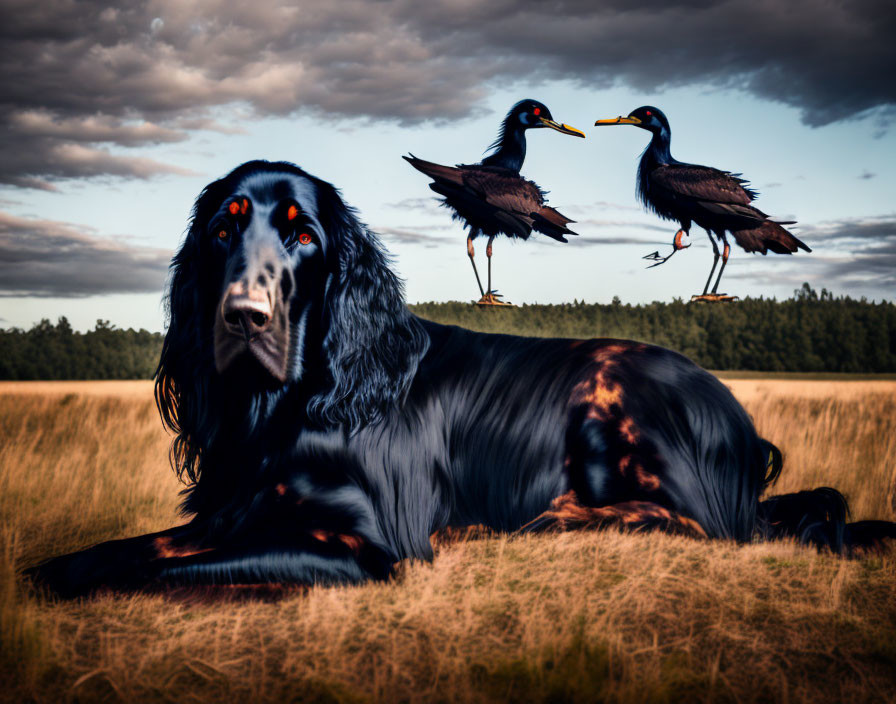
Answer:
[26,161,894,597]
[595,106,811,301]
[405,99,585,305]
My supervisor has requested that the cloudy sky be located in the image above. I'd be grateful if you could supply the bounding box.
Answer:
[1,0,894,331]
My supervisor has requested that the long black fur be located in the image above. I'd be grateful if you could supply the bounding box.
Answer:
[27,161,894,596]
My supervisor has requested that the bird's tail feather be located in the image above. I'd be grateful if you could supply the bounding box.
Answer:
[731,220,811,254]
[532,206,578,242]
[402,154,464,185]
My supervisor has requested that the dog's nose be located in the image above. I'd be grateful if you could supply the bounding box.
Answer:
[221,287,273,338]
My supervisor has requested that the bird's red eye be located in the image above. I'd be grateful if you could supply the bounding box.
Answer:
[645,110,652,116]
[228,201,240,215]
[298,232,313,245]
[217,229,228,240]
[287,205,299,221]
[533,107,541,116]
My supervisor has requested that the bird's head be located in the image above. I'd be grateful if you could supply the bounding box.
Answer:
[595,106,670,135]
[508,99,585,138]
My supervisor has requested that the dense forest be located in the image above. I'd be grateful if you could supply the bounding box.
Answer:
[412,285,896,373]
[1,285,893,378]
[0,318,163,380]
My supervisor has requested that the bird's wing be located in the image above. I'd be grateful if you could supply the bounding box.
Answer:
[403,154,465,186]
[416,165,530,237]
[407,160,571,240]
[461,169,578,242]
[460,167,544,223]
[651,164,758,206]
[461,167,543,211]
[695,200,768,222]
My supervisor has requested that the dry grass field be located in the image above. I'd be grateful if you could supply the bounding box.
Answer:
[1,379,895,704]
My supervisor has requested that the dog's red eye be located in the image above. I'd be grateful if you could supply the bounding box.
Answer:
[228,202,240,215]
[533,107,541,116]
[287,205,299,221]
[298,232,313,245]
[217,229,229,240]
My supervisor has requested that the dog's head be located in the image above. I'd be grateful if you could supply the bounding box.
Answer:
[156,161,427,480]
[205,167,328,384]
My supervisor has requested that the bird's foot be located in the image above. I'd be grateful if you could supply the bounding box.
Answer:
[689,293,739,303]
[475,291,513,306]
[643,231,690,269]
[643,251,673,269]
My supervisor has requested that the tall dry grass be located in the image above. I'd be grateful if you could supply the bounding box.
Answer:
[1,380,894,704]
[733,380,896,519]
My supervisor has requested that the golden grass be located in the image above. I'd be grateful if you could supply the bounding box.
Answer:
[0,381,155,398]
[2,381,895,704]
[724,380,896,519]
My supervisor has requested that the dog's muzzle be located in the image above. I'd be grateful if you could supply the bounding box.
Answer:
[213,250,295,383]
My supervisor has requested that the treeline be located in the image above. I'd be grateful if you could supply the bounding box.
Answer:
[0,286,893,378]
[0,318,163,380]
[410,285,896,373]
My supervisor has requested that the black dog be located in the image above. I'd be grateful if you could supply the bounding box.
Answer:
[28,161,894,596]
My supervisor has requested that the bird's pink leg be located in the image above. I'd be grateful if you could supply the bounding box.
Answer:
[467,235,485,297]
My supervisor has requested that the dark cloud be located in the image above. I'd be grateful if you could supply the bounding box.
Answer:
[377,226,455,248]
[858,171,876,180]
[1,111,198,189]
[1,144,197,191]
[1,0,893,187]
[797,215,896,243]
[729,214,896,290]
[0,211,171,296]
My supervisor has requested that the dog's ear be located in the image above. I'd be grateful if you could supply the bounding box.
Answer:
[155,177,233,483]
[307,180,428,431]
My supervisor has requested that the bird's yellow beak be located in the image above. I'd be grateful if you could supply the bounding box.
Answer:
[594,116,642,126]
[539,117,586,138]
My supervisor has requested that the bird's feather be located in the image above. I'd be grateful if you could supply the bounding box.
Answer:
[532,206,577,242]
[651,164,757,206]
[695,200,767,226]
[428,179,533,239]
[461,166,544,209]
[730,221,812,255]
[403,155,465,186]
[405,154,577,241]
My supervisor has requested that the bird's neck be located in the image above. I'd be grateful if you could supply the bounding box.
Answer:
[643,128,674,167]
[481,123,526,172]
[637,128,674,207]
